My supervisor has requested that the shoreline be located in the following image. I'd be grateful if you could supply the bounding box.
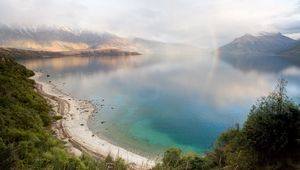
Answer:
[31,72,155,169]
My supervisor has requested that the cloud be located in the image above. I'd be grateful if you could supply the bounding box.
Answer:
[0,0,299,47]
[0,0,87,27]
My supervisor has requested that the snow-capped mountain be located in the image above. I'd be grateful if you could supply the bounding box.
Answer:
[0,25,135,51]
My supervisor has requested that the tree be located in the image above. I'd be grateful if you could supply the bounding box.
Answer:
[243,79,300,163]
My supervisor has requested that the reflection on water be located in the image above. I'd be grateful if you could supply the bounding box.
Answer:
[19,55,143,75]
[19,48,300,158]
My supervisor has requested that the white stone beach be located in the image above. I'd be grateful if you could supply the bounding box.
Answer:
[32,72,155,170]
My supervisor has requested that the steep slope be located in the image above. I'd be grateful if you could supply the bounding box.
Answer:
[0,51,127,169]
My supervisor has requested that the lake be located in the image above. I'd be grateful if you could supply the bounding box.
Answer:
[19,46,300,159]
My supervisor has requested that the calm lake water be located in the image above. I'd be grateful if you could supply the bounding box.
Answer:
[19,46,300,158]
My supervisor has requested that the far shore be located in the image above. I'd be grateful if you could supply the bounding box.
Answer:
[31,72,155,170]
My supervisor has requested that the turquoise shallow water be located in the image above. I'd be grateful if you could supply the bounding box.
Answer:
[19,47,300,158]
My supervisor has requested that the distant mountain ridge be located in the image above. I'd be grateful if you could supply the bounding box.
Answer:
[0,25,135,51]
[220,32,297,55]
[0,25,195,56]
[219,32,300,72]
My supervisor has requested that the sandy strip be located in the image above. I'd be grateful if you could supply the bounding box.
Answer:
[32,72,155,170]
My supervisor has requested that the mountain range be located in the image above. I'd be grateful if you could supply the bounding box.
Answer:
[0,25,137,52]
[2,25,299,72]
[219,32,300,72]
[0,25,195,59]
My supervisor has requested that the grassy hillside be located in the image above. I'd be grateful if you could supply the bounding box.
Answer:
[0,53,126,169]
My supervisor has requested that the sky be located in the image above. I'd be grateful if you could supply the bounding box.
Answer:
[0,0,299,46]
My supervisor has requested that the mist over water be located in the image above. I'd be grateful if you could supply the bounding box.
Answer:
[19,46,300,158]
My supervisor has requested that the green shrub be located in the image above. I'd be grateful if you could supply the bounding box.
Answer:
[52,115,63,120]
[153,148,205,170]
[162,148,182,168]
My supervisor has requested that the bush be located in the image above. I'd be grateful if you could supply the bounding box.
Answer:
[162,148,182,168]
[153,148,205,170]
[53,115,63,120]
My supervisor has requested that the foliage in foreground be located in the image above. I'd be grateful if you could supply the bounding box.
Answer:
[154,79,300,170]
[0,55,127,169]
